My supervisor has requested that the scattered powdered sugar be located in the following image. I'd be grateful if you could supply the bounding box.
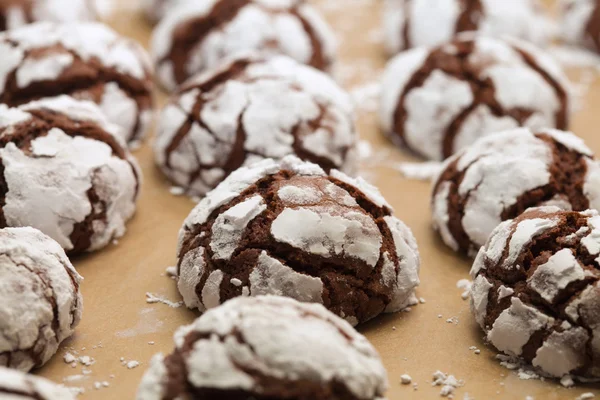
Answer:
[169,186,185,196]
[456,279,472,300]
[145,292,183,308]
[400,374,412,384]
[432,371,464,398]
[126,360,140,369]
[577,394,595,400]
[395,162,444,181]
[496,354,541,381]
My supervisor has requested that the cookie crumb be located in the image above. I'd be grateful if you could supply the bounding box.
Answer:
[78,356,94,366]
[432,371,464,398]
[400,374,412,384]
[169,186,185,196]
[148,341,155,345]
[576,394,595,400]
[419,297,426,303]
[64,352,76,364]
[560,375,574,388]
[230,278,243,287]
[126,360,140,369]
[456,279,472,300]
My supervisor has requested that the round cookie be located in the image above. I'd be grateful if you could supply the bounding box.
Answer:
[151,0,336,91]
[560,0,600,53]
[0,0,99,31]
[0,366,75,399]
[380,35,570,161]
[431,128,600,257]
[0,227,82,372]
[0,96,141,254]
[0,22,154,146]
[470,207,600,379]
[137,296,388,400]
[383,0,551,55]
[176,156,420,326]
[154,55,357,198]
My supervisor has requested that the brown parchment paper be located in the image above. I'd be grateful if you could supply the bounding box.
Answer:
[34,1,600,399]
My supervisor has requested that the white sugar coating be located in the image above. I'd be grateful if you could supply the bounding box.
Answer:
[470,275,493,327]
[211,195,267,261]
[497,286,514,300]
[528,249,586,303]
[177,155,420,323]
[0,22,153,144]
[136,296,388,400]
[380,36,570,161]
[179,156,325,242]
[432,127,598,255]
[0,366,76,399]
[0,98,140,252]
[154,55,356,197]
[432,181,460,252]
[488,297,554,357]
[505,217,560,268]
[383,215,421,312]
[151,0,337,90]
[532,326,589,377]
[248,251,324,303]
[271,207,383,267]
[383,0,552,54]
[560,0,598,47]
[1,0,99,31]
[0,227,82,372]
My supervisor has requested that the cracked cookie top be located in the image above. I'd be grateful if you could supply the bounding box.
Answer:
[431,128,600,257]
[150,0,337,90]
[0,227,82,372]
[0,366,76,399]
[380,35,570,161]
[470,207,600,379]
[154,54,357,197]
[383,0,551,55]
[0,96,141,254]
[136,295,388,400]
[0,0,99,31]
[560,0,600,53]
[0,22,154,145]
[176,156,420,326]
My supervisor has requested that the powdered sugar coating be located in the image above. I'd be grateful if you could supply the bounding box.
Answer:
[380,35,570,161]
[470,207,600,378]
[0,22,154,145]
[383,0,551,55]
[432,128,600,256]
[150,0,337,91]
[560,0,600,52]
[0,366,75,399]
[0,96,141,253]
[177,156,420,325]
[142,0,191,23]
[0,0,99,31]
[154,55,357,198]
[136,296,388,400]
[0,227,82,372]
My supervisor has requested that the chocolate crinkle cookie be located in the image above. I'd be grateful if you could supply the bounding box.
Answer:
[432,128,600,257]
[0,96,141,254]
[137,296,388,400]
[176,156,420,326]
[0,366,75,399]
[151,0,336,91]
[0,227,82,372]
[383,0,551,54]
[154,54,357,198]
[471,207,600,379]
[0,22,154,146]
[380,35,570,161]
[0,0,99,31]
[561,0,600,53]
